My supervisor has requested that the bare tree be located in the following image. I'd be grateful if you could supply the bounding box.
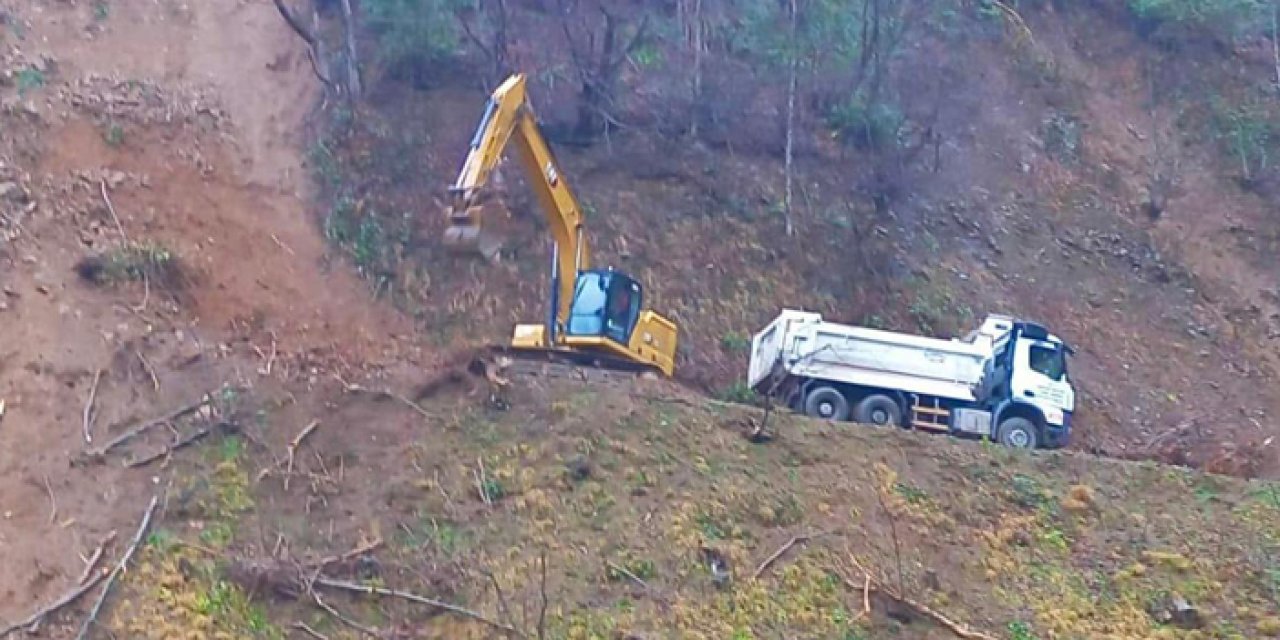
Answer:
[680,0,707,139]
[339,0,362,101]
[556,0,651,139]
[457,0,513,87]
[783,0,798,236]
[271,0,335,90]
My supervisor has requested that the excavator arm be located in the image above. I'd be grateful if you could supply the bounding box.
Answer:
[443,73,678,376]
[444,74,586,325]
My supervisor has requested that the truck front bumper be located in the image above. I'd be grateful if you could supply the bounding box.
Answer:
[1042,411,1072,449]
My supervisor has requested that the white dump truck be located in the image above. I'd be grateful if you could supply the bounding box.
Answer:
[747,310,1077,449]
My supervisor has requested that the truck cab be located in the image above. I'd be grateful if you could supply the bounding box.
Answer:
[979,318,1076,448]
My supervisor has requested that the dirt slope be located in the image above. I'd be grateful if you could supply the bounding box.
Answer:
[0,0,414,623]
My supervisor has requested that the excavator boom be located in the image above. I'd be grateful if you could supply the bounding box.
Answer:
[443,73,678,376]
[445,74,586,323]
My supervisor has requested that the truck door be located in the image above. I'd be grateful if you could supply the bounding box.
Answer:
[1010,339,1072,426]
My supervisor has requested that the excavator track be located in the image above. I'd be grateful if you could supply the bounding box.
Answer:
[477,343,664,381]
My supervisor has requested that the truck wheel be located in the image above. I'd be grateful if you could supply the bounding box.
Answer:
[996,417,1039,449]
[804,386,849,421]
[854,394,902,427]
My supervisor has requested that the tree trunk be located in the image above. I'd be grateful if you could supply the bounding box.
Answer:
[690,0,703,139]
[1272,1,1280,91]
[338,0,361,101]
[311,3,329,85]
[783,0,798,237]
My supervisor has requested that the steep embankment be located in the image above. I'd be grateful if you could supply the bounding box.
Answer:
[0,0,413,623]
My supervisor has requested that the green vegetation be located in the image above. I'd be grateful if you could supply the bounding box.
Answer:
[1128,0,1269,36]
[15,67,44,96]
[1210,96,1277,183]
[719,330,751,353]
[826,97,906,151]
[103,121,125,147]
[76,241,184,289]
[362,0,461,70]
[1041,111,1084,164]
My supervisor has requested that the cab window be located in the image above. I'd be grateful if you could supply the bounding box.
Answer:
[1029,344,1066,381]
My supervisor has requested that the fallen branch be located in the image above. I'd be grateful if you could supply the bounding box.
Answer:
[314,537,382,571]
[474,457,492,505]
[309,588,379,638]
[131,272,150,313]
[859,572,870,613]
[895,592,998,640]
[292,621,330,640]
[74,494,160,640]
[842,553,996,640]
[752,531,827,580]
[606,560,651,590]
[334,375,432,419]
[136,350,160,392]
[285,420,320,492]
[990,0,1035,45]
[536,549,548,640]
[0,571,108,637]
[78,531,117,586]
[99,179,129,243]
[82,368,103,444]
[41,474,58,525]
[314,576,520,635]
[125,420,234,468]
[87,393,213,457]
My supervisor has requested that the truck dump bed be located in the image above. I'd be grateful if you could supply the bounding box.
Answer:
[749,310,996,403]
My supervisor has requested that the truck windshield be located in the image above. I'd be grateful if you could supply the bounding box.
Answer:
[1029,344,1067,381]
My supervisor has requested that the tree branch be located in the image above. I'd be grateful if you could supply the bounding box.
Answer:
[74,495,160,640]
[271,0,335,88]
[314,577,521,635]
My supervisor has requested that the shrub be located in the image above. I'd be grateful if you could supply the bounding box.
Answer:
[826,97,905,151]
[362,0,462,80]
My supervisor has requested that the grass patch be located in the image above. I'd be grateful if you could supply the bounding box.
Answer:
[16,67,44,96]
[75,241,187,291]
[103,121,125,147]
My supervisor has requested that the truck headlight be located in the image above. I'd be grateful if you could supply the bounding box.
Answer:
[1044,407,1064,426]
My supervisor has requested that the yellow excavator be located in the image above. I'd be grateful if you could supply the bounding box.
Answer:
[442,73,678,376]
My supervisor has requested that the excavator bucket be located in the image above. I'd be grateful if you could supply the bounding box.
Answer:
[443,202,503,262]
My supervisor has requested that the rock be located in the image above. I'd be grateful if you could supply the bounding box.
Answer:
[1169,595,1203,629]
[1151,594,1204,629]
[0,181,26,203]
[106,170,127,189]
[565,455,592,482]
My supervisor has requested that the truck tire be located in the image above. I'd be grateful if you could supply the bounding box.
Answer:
[996,416,1039,449]
[804,386,849,421]
[854,394,902,427]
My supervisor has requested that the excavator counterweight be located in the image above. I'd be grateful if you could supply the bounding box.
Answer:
[443,73,678,376]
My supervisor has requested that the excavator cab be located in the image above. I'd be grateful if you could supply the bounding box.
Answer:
[565,269,644,346]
